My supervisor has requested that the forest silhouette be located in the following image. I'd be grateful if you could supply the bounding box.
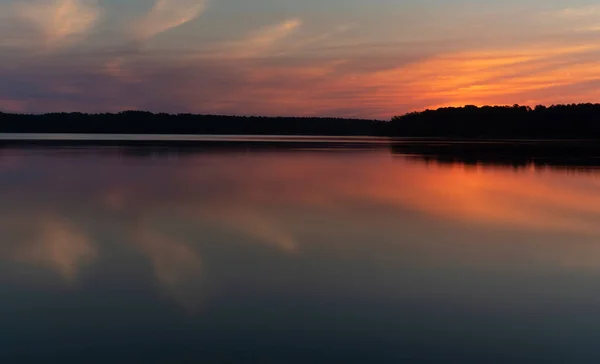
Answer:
[389,103,600,138]
[3,103,600,138]
[0,111,386,136]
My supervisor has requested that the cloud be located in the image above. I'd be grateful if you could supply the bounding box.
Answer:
[15,0,103,50]
[285,25,350,54]
[101,57,141,84]
[385,43,600,110]
[557,5,600,18]
[7,11,600,119]
[132,0,208,41]
[245,18,303,53]
[221,18,303,58]
[0,99,26,113]
[538,5,600,34]
[104,0,208,86]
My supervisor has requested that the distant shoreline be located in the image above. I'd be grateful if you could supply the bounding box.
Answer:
[2,133,600,143]
[0,112,387,136]
[4,104,600,139]
[0,134,393,150]
[389,104,600,138]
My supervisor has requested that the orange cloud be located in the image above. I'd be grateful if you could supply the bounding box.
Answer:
[152,34,600,118]
[132,0,207,40]
[15,0,103,50]
[206,18,303,59]
[0,99,26,113]
[332,42,600,114]
[5,1,600,117]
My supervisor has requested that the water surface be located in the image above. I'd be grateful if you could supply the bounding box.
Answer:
[2,139,600,363]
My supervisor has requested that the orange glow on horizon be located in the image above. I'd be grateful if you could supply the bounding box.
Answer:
[170,39,600,119]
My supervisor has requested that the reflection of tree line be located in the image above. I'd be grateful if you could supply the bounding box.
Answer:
[390,141,600,170]
[4,141,600,171]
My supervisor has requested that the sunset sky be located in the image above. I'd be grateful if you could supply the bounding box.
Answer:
[1,0,600,118]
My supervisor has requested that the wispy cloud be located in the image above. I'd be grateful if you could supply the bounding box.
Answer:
[222,18,303,58]
[285,25,350,53]
[557,5,600,18]
[132,0,208,40]
[103,0,208,85]
[541,5,600,33]
[382,42,600,110]
[15,0,103,50]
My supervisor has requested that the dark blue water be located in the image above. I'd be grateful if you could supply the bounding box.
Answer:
[2,140,600,363]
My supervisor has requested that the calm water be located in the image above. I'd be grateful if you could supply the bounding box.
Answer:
[3,138,600,363]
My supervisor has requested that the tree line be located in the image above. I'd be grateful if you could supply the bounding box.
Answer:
[0,111,387,136]
[389,104,600,138]
[4,104,600,138]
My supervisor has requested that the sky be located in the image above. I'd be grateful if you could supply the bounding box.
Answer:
[1,0,600,118]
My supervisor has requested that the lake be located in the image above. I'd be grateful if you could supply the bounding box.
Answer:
[2,137,600,363]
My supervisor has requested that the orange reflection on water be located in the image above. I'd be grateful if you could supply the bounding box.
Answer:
[174,152,600,236]
[4,148,600,305]
[364,162,600,234]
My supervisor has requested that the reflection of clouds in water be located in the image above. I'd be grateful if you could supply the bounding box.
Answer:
[199,208,297,253]
[176,154,600,236]
[125,208,296,309]
[14,216,96,282]
[0,153,21,171]
[132,227,203,311]
[100,185,297,254]
[96,185,298,308]
[7,150,600,305]
[226,212,296,253]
